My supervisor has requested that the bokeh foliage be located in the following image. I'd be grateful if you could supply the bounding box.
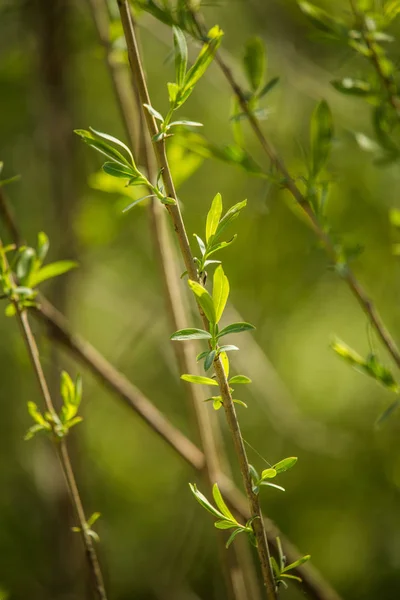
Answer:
[1,0,400,598]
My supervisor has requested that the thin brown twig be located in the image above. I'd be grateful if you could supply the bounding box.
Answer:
[348,0,400,114]
[188,6,400,372]
[0,199,342,598]
[0,241,107,600]
[88,2,255,595]
[116,2,277,596]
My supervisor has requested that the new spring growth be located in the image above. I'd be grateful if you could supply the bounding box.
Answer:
[0,231,77,316]
[25,371,83,441]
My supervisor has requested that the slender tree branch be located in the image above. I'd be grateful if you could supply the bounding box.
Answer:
[88,2,260,595]
[348,0,400,114]
[188,5,400,372]
[116,2,277,597]
[0,241,107,600]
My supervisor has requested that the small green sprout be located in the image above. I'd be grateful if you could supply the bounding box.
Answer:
[189,483,257,548]
[271,536,311,590]
[25,371,83,441]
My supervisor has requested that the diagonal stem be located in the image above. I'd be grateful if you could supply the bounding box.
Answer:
[116,1,277,597]
[188,5,400,372]
[0,240,107,600]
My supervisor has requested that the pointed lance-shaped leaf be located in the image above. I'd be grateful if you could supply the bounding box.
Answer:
[188,279,217,324]
[189,483,225,519]
[173,26,188,88]
[213,265,229,323]
[217,322,256,339]
[273,457,298,474]
[212,483,237,522]
[243,36,266,92]
[229,375,252,384]
[171,328,212,341]
[206,192,223,243]
[310,99,333,177]
[181,374,219,386]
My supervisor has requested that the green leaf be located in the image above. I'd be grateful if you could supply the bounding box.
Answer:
[196,350,209,361]
[260,468,277,480]
[16,248,36,284]
[258,76,280,99]
[168,120,203,129]
[212,483,237,522]
[168,82,179,104]
[219,345,239,353]
[24,423,47,441]
[215,200,247,240]
[215,520,237,529]
[298,2,348,39]
[282,555,311,573]
[376,400,400,426]
[31,261,78,287]
[102,162,137,179]
[27,401,46,426]
[229,375,252,384]
[183,25,224,93]
[87,512,101,527]
[260,481,285,492]
[171,328,212,341]
[173,26,188,88]
[143,104,164,122]
[217,322,256,338]
[233,399,248,408]
[37,232,49,264]
[206,236,237,258]
[189,483,225,519]
[181,374,218,386]
[204,350,216,371]
[89,127,134,166]
[122,195,156,213]
[273,457,298,474]
[310,100,333,177]
[331,78,374,96]
[213,265,229,323]
[206,192,223,242]
[243,37,266,92]
[60,371,74,405]
[194,234,206,256]
[220,351,230,378]
[5,304,16,317]
[74,129,131,167]
[213,398,223,410]
[226,527,245,548]
[188,279,217,324]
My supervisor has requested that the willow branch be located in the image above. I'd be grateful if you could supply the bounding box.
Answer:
[88,2,259,596]
[0,204,342,598]
[348,0,400,114]
[0,241,107,600]
[116,2,277,597]
[188,6,400,372]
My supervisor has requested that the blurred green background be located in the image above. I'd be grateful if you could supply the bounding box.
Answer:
[1,0,400,598]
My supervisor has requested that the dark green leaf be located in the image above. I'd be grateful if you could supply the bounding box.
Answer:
[258,76,280,99]
[204,350,216,371]
[171,328,212,341]
[173,27,188,88]
[310,100,333,177]
[243,37,266,92]
[217,322,256,338]
[229,375,252,384]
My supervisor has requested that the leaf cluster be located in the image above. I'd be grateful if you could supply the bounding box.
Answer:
[25,371,83,441]
[189,483,257,548]
[0,232,77,316]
